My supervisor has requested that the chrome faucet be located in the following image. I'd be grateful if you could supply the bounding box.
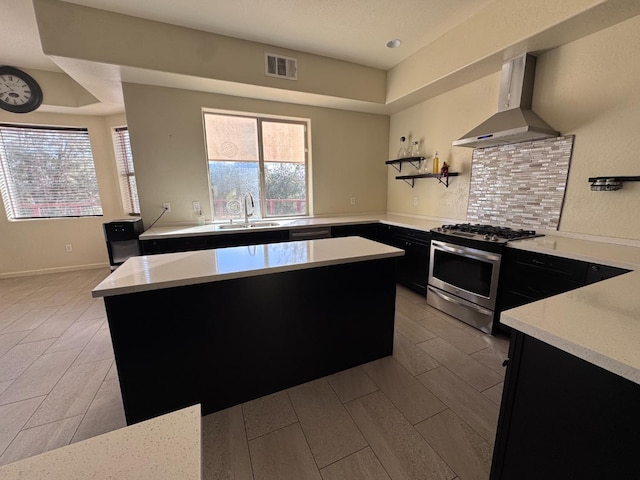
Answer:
[244,192,254,225]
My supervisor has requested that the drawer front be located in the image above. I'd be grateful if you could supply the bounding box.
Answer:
[509,250,588,283]
[584,263,630,284]
[505,267,584,301]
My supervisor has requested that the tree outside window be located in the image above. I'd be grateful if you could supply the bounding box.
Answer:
[0,124,102,220]
[203,112,308,222]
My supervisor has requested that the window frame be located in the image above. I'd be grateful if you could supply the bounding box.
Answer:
[111,126,140,216]
[202,110,310,221]
[0,122,103,220]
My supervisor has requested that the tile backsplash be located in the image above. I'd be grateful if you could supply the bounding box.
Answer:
[467,135,574,230]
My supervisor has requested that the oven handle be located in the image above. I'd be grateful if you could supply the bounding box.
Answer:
[427,286,493,316]
[431,240,501,263]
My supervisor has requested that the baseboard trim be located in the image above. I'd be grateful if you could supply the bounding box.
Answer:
[0,262,110,279]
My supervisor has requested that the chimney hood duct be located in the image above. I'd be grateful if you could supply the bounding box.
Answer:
[452,53,559,148]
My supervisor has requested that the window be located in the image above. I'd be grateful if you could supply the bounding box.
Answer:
[203,112,308,222]
[0,124,102,220]
[112,127,140,216]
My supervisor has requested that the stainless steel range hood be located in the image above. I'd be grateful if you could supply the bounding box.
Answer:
[452,54,559,148]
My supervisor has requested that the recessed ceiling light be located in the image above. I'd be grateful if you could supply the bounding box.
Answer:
[386,39,402,49]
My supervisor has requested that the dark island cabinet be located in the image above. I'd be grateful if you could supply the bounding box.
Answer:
[490,331,640,479]
[497,248,630,318]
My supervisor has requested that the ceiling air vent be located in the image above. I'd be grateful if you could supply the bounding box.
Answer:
[265,53,297,80]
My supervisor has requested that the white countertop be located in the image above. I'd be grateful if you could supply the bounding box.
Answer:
[501,270,640,385]
[139,214,640,269]
[93,235,404,298]
[138,214,444,240]
[506,234,640,270]
[0,404,201,479]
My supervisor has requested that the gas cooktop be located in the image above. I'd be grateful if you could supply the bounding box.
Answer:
[431,223,543,244]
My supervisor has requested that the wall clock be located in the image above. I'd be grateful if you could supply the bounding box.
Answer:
[0,66,43,114]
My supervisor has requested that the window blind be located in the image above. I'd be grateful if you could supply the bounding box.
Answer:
[0,124,103,220]
[112,127,140,215]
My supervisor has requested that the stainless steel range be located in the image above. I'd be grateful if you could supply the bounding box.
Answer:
[427,223,542,334]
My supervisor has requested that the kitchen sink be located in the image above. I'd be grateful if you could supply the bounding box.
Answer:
[248,222,281,228]
[216,221,282,230]
[216,223,249,230]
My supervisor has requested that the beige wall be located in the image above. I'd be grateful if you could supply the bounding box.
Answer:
[34,0,387,106]
[122,83,389,227]
[4,4,639,277]
[388,14,640,242]
[0,110,127,277]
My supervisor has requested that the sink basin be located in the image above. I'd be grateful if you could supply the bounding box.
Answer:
[248,222,281,228]
[216,221,282,230]
[216,223,249,230]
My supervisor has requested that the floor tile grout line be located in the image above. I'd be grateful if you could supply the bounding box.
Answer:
[0,339,57,387]
[6,347,85,430]
[417,364,499,443]
[329,379,390,478]
[412,407,466,480]
[0,395,46,460]
[283,388,325,475]
[238,402,257,480]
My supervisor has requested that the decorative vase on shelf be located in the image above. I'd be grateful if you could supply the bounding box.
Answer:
[409,140,420,158]
[397,136,408,159]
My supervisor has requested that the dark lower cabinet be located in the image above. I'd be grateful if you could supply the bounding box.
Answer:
[497,249,630,333]
[377,225,431,295]
[331,222,384,241]
[498,249,589,312]
[141,229,289,254]
[491,331,640,479]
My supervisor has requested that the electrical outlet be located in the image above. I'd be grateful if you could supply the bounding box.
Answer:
[65,244,72,253]
[192,201,200,212]
[162,202,171,212]
[350,196,356,206]
[413,197,419,206]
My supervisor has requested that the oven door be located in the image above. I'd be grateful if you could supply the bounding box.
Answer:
[428,240,501,311]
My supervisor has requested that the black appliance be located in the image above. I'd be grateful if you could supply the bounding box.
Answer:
[103,218,144,270]
[427,223,542,334]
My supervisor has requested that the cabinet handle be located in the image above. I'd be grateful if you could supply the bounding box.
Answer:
[531,258,547,266]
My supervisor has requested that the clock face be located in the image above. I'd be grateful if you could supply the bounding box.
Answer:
[0,66,43,114]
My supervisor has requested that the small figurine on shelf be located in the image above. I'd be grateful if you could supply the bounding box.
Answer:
[437,161,450,187]
[440,161,449,177]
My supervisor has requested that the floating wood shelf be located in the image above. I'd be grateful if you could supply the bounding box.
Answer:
[395,172,459,188]
[385,157,425,173]
[386,157,459,187]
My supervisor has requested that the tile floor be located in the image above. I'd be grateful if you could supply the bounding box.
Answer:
[0,267,510,480]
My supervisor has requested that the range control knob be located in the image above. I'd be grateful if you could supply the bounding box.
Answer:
[483,234,490,240]
[491,234,498,241]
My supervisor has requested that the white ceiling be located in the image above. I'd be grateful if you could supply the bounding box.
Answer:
[3,0,493,73]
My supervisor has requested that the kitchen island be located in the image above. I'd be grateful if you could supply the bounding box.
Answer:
[92,236,404,424]
[490,269,640,479]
